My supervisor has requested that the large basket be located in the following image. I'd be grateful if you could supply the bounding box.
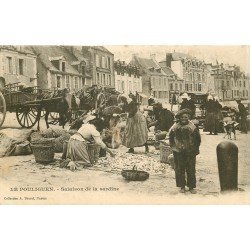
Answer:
[121,166,149,181]
[87,143,101,164]
[30,138,55,163]
[159,143,172,163]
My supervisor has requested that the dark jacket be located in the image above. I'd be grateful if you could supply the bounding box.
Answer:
[154,109,174,131]
[180,99,196,118]
[169,122,201,155]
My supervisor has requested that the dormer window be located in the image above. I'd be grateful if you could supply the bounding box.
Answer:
[62,61,66,72]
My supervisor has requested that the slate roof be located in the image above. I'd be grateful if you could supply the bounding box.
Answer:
[29,46,82,76]
[131,56,166,76]
[82,46,113,55]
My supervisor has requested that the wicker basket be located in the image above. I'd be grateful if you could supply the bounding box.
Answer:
[30,138,55,163]
[87,143,101,164]
[121,166,149,181]
[159,143,172,163]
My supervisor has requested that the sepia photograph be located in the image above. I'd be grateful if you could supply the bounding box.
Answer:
[0,45,249,204]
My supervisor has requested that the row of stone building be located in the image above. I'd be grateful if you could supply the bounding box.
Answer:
[0,46,249,104]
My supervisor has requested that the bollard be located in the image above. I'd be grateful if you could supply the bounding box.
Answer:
[216,141,238,192]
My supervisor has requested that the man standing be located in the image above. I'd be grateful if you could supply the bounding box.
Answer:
[236,99,248,134]
[169,109,201,194]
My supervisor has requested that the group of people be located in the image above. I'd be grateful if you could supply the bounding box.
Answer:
[60,92,248,194]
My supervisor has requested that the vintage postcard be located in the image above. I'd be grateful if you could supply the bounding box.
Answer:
[0,45,249,204]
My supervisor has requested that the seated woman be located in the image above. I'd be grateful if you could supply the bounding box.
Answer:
[62,115,115,170]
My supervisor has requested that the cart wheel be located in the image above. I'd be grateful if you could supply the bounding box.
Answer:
[31,107,46,117]
[96,93,106,109]
[0,92,6,128]
[16,106,38,128]
[49,112,59,120]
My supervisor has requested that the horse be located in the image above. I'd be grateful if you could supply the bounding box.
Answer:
[36,88,72,131]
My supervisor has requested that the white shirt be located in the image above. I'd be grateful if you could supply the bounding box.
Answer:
[71,123,106,149]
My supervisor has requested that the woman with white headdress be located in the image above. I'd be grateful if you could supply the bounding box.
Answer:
[120,94,149,153]
[61,114,115,169]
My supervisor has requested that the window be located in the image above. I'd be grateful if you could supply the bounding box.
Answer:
[190,84,192,91]
[237,90,239,96]
[244,81,246,87]
[243,90,245,97]
[107,57,111,69]
[198,83,201,91]
[96,54,100,67]
[232,90,234,98]
[56,76,61,88]
[175,83,178,90]
[74,77,78,90]
[164,78,167,87]
[81,65,86,75]
[81,78,85,88]
[108,75,111,85]
[97,73,100,84]
[103,74,106,85]
[190,73,193,81]
[170,83,173,90]
[62,61,66,72]
[246,90,248,96]
[7,57,13,74]
[180,83,182,91]
[197,73,201,81]
[18,59,24,75]
[102,56,106,68]
[151,77,155,88]
[66,75,70,89]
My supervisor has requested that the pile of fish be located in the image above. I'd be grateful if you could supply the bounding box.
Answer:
[93,149,172,175]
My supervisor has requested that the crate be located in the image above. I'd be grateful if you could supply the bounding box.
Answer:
[159,143,172,163]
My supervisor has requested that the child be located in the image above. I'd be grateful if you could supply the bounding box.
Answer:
[169,109,201,193]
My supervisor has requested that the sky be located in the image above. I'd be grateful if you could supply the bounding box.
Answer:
[105,45,250,74]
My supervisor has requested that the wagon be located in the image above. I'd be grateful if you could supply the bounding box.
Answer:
[0,82,62,129]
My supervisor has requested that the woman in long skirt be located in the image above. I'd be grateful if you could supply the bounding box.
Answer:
[120,95,149,153]
[61,115,115,170]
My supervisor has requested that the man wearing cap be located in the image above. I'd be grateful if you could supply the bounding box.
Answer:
[169,109,201,193]
[236,99,248,134]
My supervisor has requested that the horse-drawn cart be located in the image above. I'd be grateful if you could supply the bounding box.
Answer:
[0,83,66,129]
[0,83,42,128]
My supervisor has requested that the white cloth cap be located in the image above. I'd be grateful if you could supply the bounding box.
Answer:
[181,93,189,99]
[83,115,96,124]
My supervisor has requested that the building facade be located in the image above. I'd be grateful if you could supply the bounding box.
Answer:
[162,52,208,94]
[206,63,250,101]
[81,46,115,88]
[30,46,86,91]
[130,55,169,101]
[0,46,37,88]
[114,60,142,95]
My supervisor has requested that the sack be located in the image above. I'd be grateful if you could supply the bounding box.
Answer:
[13,141,32,156]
